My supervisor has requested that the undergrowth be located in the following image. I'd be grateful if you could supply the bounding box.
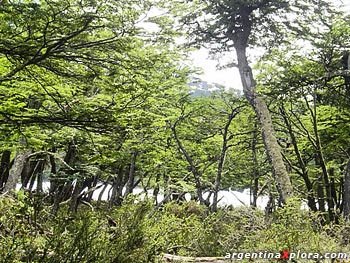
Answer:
[0,191,348,263]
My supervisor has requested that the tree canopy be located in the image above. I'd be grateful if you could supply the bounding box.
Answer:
[0,1,350,260]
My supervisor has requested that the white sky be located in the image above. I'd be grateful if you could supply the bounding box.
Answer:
[190,0,350,90]
[190,48,241,89]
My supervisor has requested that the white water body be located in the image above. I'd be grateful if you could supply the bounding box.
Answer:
[16,182,269,209]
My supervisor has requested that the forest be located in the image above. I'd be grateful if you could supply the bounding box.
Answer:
[0,0,349,262]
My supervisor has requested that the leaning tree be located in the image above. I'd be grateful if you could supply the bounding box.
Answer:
[173,0,339,204]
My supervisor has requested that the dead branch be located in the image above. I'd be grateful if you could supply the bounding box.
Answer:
[162,254,229,263]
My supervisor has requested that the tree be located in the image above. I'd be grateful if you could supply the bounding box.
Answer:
[0,0,192,212]
[254,11,350,220]
[175,0,303,203]
[159,84,263,210]
[344,158,350,219]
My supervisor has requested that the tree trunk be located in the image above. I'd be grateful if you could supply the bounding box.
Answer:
[222,5,293,204]
[26,157,45,192]
[317,182,326,213]
[235,46,293,203]
[279,106,317,211]
[97,182,109,206]
[343,158,350,219]
[309,96,334,221]
[329,168,338,209]
[4,143,31,193]
[50,140,76,216]
[70,179,84,213]
[86,176,98,202]
[48,150,57,199]
[213,109,236,211]
[109,167,124,208]
[0,150,11,191]
[124,149,139,197]
[171,122,206,205]
[251,125,259,207]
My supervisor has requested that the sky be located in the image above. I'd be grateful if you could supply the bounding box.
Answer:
[190,48,240,90]
[190,0,350,90]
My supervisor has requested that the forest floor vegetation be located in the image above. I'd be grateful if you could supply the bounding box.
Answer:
[0,191,348,263]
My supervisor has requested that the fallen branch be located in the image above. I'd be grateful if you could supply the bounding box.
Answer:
[162,254,229,263]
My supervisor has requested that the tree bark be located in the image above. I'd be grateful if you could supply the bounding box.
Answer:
[343,158,350,219]
[70,179,84,213]
[235,45,293,203]
[162,253,227,263]
[50,140,76,216]
[0,150,11,191]
[4,142,31,193]
[109,167,124,208]
[317,180,326,213]
[124,149,139,197]
[97,181,109,206]
[212,109,237,211]
[24,156,45,192]
[170,121,206,205]
[279,106,317,211]
[251,125,259,207]
[306,94,334,221]
[226,5,293,203]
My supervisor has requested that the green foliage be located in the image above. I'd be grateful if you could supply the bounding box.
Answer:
[243,199,339,254]
[150,201,224,256]
[0,195,348,263]
[252,12,350,220]
[0,193,157,263]
[0,0,350,261]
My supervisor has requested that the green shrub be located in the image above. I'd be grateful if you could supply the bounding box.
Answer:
[233,198,344,263]
[0,193,347,263]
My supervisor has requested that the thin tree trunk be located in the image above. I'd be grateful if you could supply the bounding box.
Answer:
[86,176,98,202]
[109,179,118,208]
[109,167,124,208]
[50,140,76,216]
[70,179,84,213]
[27,157,45,192]
[48,150,57,198]
[341,158,350,246]
[222,5,293,204]
[343,158,350,219]
[124,149,139,197]
[329,168,337,209]
[213,109,237,211]
[0,150,11,191]
[251,125,259,207]
[317,152,334,221]
[338,177,343,210]
[317,183,326,213]
[307,94,334,221]
[97,182,109,206]
[37,172,43,192]
[170,122,206,205]
[279,106,317,211]
[22,159,36,189]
